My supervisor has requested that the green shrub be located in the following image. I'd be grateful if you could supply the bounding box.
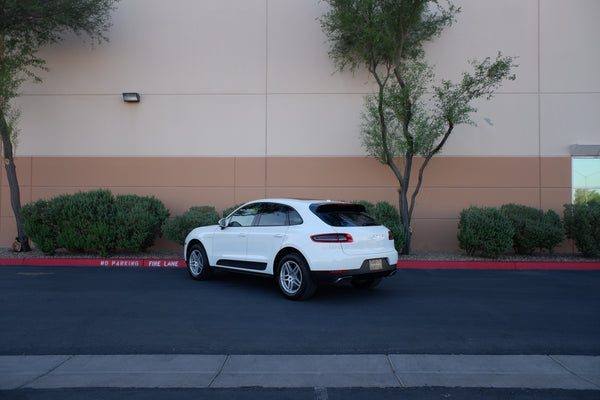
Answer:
[163,206,220,245]
[23,189,116,256]
[355,200,405,253]
[458,206,514,258]
[22,199,57,255]
[22,189,169,256]
[63,190,116,256]
[537,209,564,252]
[563,200,600,257]
[500,203,564,254]
[115,195,170,252]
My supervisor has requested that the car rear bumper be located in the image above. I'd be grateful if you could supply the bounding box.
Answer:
[311,258,398,284]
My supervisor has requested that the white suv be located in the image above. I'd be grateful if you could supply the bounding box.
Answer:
[184,199,398,300]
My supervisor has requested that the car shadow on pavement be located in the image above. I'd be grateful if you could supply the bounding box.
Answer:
[201,269,395,303]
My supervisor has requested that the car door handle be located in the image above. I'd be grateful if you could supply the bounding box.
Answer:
[238,233,247,238]
[273,234,284,238]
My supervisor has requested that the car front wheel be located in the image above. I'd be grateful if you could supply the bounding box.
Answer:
[187,243,213,280]
[277,253,316,300]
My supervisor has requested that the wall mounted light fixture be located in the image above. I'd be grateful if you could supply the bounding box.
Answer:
[122,92,141,103]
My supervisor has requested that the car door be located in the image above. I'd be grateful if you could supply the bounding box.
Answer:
[245,203,298,273]
[212,203,260,268]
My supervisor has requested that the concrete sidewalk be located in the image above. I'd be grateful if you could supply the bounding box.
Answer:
[1,354,599,390]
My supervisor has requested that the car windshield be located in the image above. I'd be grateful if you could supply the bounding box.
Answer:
[310,203,380,227]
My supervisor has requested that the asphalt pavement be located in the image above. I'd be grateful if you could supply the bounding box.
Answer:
[2,267,598,355]
[0,264,598,395]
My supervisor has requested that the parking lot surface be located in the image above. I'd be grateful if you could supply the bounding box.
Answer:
[0,266,598,397]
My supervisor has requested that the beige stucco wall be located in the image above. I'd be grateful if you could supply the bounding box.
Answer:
[1,0,598,249]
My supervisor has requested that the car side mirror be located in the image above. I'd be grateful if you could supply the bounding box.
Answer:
[218,218,227,229]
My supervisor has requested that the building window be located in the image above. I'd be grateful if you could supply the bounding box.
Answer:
[572,157,600,205]
[570,145,600,205]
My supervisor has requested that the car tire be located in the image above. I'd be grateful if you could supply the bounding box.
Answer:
[187,243,213,280]
[277,253,316,300]
[351,277,381,289]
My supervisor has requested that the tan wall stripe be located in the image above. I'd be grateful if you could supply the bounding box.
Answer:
[0,156,571,251]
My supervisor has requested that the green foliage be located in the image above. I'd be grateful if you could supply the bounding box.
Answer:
[361,62,438,161]
[115,195,169,252]
[22,189,168,256]
[500,203,564,255]
[574,189,600,205]
[163,206,220,246]
[22,189,116,256]
[22,199,58,255]
[0,0,119,251]
[361,54,516,162]
[434,53,517,124]
[563,200,600,257]
[320,0,458,73]
[0,0,119,102]
[355,200,405,252]
[320,0,516,255]
[457,206,514,258]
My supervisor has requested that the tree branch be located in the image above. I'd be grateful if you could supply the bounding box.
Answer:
[409,121,454,218]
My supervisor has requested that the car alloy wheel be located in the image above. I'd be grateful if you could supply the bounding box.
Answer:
[277,253,316,300]
[187,243,212,280]
[280,260,302,295]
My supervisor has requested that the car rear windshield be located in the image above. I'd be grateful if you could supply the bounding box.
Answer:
[310,203,380,227]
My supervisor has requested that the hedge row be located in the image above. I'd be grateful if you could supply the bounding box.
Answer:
[22,189,169,256]
[564,200,600,257]
[458,203,565,258]
[23,190,598,259]
[163,206,221,245]
[163,204,253,245]
[458,201,600,258]
[457,206,515,258]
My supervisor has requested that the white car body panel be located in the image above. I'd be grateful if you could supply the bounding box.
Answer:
[184,199,398,276]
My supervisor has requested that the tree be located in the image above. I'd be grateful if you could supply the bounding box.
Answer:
[574,189,600,206]
[320,0,516,254]
[0,0,119,251]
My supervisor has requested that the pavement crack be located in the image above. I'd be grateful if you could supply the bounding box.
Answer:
[386,354,404,387]
[18,354,74,389]
[548,355,600,390]
[208,354,229,387]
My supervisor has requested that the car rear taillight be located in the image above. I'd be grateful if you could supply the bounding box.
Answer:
[311,233,353,243]
[388,230,394,240]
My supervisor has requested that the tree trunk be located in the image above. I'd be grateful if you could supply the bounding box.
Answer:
[399,188,412,255]
[0,34,30,252]
[1,114,30,252]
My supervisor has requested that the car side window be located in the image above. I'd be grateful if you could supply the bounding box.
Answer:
[288,209,303,225]
[256,203,304,226]
[257,203,288,226]
[228,204,260,227]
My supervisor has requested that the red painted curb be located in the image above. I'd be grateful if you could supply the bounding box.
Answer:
[1,258,599,270]
[0,258,185,268]
[397,260,600,271]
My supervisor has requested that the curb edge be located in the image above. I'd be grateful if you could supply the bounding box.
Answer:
[1,258,599,270]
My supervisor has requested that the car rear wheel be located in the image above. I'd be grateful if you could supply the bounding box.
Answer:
[187,243,213,280]
[277,253,316,300]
